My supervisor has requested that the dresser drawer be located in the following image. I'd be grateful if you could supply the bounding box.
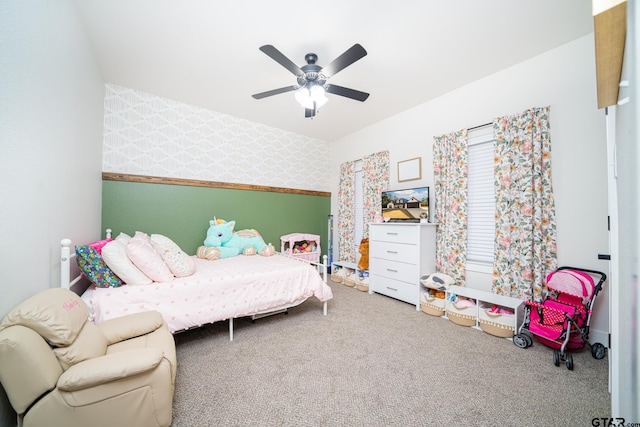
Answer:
[371,276,418,305]
[370,242,418,264]
[370,258,419,283]
[370,225,418,245]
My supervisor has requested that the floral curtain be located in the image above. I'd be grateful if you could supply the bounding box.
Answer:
[362,151,390,238]
[337,152,389,263]
[337,161,356,263]
[433,130,468,285]
[492,106,558,301]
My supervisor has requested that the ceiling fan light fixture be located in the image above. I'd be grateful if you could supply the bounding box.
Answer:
[295,84,328,109]
[310,84,326,100]
[253,44,368,118]
[294,87,311,108]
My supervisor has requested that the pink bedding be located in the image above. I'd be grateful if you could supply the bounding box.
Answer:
[83,254,333,333]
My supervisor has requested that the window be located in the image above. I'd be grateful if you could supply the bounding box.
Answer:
[467,126,495,265]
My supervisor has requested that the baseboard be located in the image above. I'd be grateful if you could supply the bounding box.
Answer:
[590,328,609,347]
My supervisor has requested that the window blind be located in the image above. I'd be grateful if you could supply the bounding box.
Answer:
[467,127,495,264]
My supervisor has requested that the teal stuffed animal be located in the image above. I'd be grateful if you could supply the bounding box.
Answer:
[203,218,274,258]
[203,219,239,258]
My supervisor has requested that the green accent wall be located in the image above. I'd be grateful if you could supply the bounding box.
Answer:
[102,181,331,256]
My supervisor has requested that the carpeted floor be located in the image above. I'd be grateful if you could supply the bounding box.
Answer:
[172,280,610,426]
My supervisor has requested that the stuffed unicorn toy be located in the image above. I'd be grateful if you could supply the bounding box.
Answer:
[203,218,274,258]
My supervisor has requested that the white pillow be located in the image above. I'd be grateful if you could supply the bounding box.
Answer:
[126,231,174,282]
[115,232,131,244]
[150,233,195,277]
[102,239,153,286]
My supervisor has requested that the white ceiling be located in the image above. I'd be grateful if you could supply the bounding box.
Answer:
[73,0,594,142]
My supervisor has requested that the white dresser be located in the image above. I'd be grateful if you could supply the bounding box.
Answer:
[369,222,437,310]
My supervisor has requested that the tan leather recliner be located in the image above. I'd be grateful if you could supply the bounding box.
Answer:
[0,288,176,427]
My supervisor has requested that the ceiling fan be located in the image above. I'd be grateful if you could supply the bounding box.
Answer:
[252,43,369,118]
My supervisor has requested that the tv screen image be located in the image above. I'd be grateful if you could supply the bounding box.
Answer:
[381,187,429,222]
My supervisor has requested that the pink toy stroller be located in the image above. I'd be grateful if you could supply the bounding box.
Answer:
[513,266,607,370]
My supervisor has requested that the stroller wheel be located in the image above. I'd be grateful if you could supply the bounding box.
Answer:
[553,350,560,367]
[523,334,533,348]
[566,353,574,370]
[591,343,606,359]
[513,334,529,349]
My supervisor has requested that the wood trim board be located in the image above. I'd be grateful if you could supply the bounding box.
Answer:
[102,172,331,197]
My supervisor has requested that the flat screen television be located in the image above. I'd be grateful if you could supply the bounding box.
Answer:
[381,187,429,222]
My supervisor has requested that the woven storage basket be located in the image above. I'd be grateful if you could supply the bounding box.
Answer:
[344,272,356,287]
[478,308,515,338]
[356,276,369,292]
[446,301,477,327]
[330,267,345,284]
[420,294,446,316]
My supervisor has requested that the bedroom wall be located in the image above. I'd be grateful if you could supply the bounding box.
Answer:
[102,180,330,256]
[103,84,331,192]
[329,35,611,342]
[0,1,105,425]
[101,84,332,255]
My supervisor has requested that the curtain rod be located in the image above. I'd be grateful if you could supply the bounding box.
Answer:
[467,121,492,131]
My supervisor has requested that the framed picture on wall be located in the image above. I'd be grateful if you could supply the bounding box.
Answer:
[398,157,422,182]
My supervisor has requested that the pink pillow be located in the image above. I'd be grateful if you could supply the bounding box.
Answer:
[126,232,174,282]
[102,238,152,286]
[88,238,113,254]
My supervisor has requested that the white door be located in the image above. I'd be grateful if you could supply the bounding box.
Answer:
[609,1,639,419]
[605,106,617,396]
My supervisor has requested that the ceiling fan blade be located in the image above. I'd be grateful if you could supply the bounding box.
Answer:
[259,45,304,77]
[325,84,370,102]
[252,85,298,99]
[321,44,367,78]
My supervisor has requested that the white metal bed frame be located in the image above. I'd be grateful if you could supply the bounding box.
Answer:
[60,229,329,341]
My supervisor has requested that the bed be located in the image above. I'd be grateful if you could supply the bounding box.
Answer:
[60,231,333,340]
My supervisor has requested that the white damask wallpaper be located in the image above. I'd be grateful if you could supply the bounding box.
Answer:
[102,84,331,191]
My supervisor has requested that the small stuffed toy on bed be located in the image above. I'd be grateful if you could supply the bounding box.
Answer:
[420,272,455,290]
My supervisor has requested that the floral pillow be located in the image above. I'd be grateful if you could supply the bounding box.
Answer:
[75,244,123,288]
[150,234,196,277]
